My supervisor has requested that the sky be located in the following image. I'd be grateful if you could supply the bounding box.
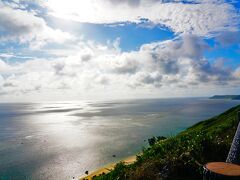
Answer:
[0,0,240,101]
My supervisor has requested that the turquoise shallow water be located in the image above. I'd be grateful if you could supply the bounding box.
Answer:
[0,98,239,179]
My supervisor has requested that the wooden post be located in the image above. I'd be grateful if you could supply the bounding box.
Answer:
[226,111,240,164]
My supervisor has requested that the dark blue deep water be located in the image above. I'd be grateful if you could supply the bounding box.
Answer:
[0,98,239,179]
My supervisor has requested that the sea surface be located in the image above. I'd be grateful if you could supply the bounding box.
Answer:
[0,98,239,179]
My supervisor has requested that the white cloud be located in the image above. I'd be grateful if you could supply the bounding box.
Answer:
[215,31,240,46]
[0,53,33,60]
[0,0,238,101]
[0,59,13,73]
[45,0,239,36]
[0,36,239,100]
[0,3,73,48]
[234,67,240,78]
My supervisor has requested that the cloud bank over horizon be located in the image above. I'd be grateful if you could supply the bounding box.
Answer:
[0,0,239,101]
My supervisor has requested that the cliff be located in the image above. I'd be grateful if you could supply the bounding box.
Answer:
[94,104,240,180]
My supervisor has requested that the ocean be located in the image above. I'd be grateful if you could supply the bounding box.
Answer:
[0,98,239,179]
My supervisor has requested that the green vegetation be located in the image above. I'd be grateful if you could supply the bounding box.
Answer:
[93,105,240,180]
[210,95,240,100]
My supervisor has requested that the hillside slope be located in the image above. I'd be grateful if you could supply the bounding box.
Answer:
[210,95,240,100]
[93,104,240,180]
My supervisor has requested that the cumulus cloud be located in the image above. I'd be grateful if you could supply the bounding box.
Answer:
[45,0,239,36]
[0,3,73,48]
[108,0,141,7]
[234,67,240,78]
[215,31,240,46]
[0,0,238,101]
[0,36,239,99]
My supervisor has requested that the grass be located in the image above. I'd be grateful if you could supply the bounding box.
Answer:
[93,105,240,180]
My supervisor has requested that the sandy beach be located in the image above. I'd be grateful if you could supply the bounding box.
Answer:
[79,155,137,180]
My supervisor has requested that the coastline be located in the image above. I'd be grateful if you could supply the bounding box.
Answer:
[79,155,137,180]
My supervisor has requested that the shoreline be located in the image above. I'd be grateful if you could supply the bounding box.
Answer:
[79,155,137,180]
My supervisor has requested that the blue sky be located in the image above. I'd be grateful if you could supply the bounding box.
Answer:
[0,0,240,101]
